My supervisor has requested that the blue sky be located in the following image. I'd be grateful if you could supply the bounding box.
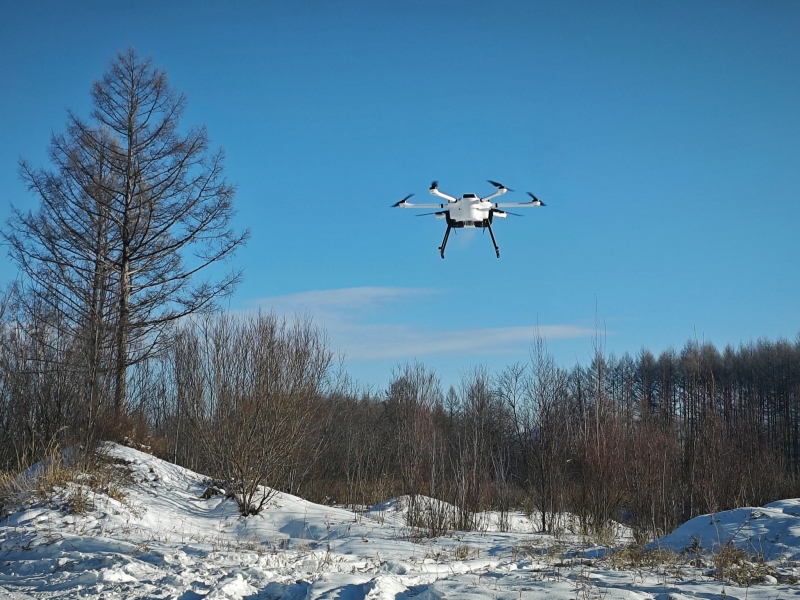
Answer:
[1,1,799,389]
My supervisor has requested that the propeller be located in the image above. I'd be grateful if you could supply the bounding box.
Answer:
[488,180,513,192]
[526,192,546,206]
[430,180,439,190]
[415,211,447,217]
[391,194,414,207]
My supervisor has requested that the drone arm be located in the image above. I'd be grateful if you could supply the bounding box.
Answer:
[480,188,508,202]
[492,194,545,208]
[395,201,449,209]
[492,192,546,208]
[429,186,458,203]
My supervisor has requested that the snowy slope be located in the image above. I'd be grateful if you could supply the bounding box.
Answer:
[1,443,798,599]
[651,501,800,561]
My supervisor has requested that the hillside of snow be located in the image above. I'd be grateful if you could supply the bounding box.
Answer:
[1,443,798,599]
[651,501,800,562]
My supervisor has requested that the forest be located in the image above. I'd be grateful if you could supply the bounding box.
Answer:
[1,49,799,544]
[2,298,799,542]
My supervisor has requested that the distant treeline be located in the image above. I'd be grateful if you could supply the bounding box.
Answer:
[1,298,798,538]
[303,335,800,539]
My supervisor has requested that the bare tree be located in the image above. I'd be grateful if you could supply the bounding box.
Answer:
[385,362,444,528]
[6,47,249,416]
[385,362,440,493]
[6,126,121,439]
[502,336,570,534]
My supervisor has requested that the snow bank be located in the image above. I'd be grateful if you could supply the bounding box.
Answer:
[1,443,799,599]
[651,500,800,561]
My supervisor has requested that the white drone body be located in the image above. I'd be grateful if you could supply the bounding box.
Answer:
[393,180,545,258]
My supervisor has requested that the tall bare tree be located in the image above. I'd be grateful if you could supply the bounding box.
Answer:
[6,48,249,415]
[7,123,122,439]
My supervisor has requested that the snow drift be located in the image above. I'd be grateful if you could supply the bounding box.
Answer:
[1,443,798,599]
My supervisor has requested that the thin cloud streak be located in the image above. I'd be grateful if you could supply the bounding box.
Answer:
[331,323,595,360]
[249,286,436,318]
[249,287,596,361]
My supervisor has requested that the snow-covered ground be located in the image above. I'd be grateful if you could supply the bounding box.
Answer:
[1,444,799,599]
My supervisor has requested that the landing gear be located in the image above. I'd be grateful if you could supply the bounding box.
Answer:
[438,224,452,259]
[487,223,500,258]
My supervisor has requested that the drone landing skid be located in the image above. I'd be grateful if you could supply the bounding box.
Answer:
[438,223,500,259]
[438,224,452,259]
[486,223,500,258]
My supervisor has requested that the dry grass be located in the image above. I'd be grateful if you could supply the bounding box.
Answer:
[600,539,780,587]
[405,498,455,538]
[711,543,777,585]
[0,470,14,513]
[586,524,620,547]
[453,544,477,560]
[2,452,79,502]
[0,447,135,516]
[605,543,683,571]
[0,471,14,494]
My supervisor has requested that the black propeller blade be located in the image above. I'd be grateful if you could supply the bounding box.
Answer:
[526,192,546,206]
[430,180,438,190]
[488,180,513,192]
[391,194,413,207]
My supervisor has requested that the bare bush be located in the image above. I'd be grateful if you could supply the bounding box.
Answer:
[170,312,331,516]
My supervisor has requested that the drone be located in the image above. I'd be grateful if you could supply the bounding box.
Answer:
[392,180,545,258]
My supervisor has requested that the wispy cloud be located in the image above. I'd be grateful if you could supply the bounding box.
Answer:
[248,287,595,361]
[322,323,595,361]
[249,286,435,318]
